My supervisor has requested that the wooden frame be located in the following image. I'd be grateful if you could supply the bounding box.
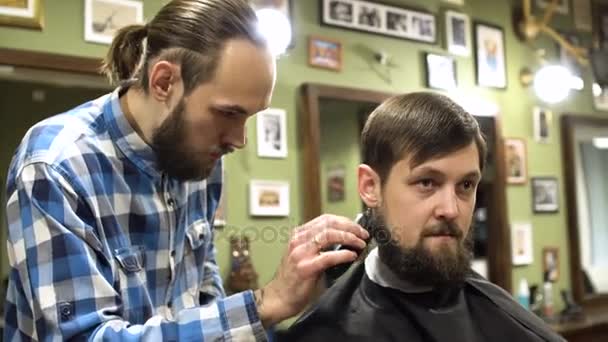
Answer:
[308,35,343,71]
[504,138,527,184]
[299,83,512,292]
[561,114,608,309]
[320,0,437,44]
[0,0,44,30]
[474,21,507,89]
[0,48,102,75]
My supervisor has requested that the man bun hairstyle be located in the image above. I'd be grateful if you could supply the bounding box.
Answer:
[101,0,266,94]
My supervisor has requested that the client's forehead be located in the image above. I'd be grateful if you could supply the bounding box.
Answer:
[399,143,481,176]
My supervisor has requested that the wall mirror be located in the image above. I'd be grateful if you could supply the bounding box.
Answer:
[299,83,512,291]
[562,114,608,308]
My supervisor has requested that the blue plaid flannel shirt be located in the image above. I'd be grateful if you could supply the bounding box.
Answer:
[4,88,266,341]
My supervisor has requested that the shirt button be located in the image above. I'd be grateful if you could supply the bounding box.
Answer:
[59,302,73,321]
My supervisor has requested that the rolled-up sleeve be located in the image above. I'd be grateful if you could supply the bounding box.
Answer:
[4,162,266,341]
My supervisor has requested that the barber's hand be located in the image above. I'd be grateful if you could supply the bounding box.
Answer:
[254,214,369,327]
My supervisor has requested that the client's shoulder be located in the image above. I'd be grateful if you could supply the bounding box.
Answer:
[278,262,367,341]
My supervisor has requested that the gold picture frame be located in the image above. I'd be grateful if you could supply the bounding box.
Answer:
[0,0,44,30]
[308,35,342,71]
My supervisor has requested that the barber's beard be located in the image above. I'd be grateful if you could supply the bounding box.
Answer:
[152,98,222,181]
[369,209,474,288]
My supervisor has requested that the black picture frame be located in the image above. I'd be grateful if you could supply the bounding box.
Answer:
[320,0,437,44]
[593,1,608,49]
[532,177,560,213]
[473,21,507,89]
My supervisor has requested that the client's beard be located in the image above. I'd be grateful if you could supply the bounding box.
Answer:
[369,209,474,288]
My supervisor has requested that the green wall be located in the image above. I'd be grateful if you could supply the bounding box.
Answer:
[319,98,370,218]
[1,0,607,318]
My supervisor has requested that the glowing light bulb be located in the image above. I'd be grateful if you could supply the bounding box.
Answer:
[256,8,292,57]
[533,65,572,103]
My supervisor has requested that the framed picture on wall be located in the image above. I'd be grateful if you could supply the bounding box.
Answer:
[84,0,144,45]
[533,107,553,143]
[511,222,534,266]
[327,165,346,202]
[0,0,43,29]
[535,0,569,15]
[531,177,559,213]
[557,32,584,83]
[425,53,457,90]
[308,35,342,71]
[445,10,470,56]
[321,0,436,44]
[594,82,608,111]
[593,1,608,49]
[257,108,287,158]
[573,0,592,32]
[542,247,560,282]
[474,22,507,89]
[441,0,464,5]
[504,138,527,184]
[249,180,290,217]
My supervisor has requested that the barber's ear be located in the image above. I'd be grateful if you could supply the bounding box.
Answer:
[148,61,182,103]
[358,164,382,208]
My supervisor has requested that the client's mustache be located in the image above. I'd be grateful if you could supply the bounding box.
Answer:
[421,222,463,239]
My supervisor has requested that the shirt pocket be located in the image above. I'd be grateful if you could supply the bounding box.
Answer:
[113,245,150,322]
[184,219,211,298]
[114,245,146,273]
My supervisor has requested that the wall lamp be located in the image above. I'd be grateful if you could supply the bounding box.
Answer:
[251,0,293,57]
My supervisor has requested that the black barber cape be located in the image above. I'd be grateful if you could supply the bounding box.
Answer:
[280,261,564,342]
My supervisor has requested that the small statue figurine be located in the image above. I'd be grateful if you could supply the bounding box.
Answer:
[226,235,259,294]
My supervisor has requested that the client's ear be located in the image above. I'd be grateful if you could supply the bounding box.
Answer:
[358,164,382,208]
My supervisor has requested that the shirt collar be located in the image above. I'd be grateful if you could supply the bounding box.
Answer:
[103,87,161,180]
[364,247,433,294]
